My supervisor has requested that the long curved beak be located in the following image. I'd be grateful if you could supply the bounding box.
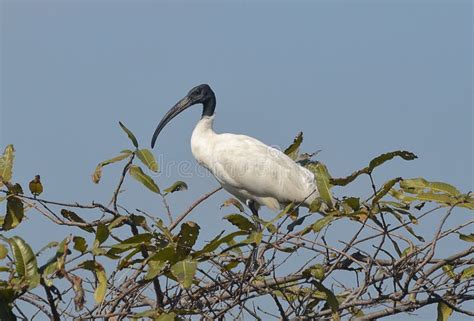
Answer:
[151,95,193,148]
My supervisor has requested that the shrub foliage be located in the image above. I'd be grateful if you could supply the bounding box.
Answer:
[0,125,472,320]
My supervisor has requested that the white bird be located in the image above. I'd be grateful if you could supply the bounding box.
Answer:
[151,84,320,216]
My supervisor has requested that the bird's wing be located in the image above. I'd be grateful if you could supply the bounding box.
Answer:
[209,133,318,205]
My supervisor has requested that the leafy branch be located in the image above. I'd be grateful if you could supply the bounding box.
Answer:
[0,130,472,320]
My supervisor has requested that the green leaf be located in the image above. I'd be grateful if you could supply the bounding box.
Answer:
[306,162,333,208]
[243,231,263,245]
[131,310,157,319]
[330,150,417,186]
[156,312,177,321]
[145,260,166,280]
[170,259,197,289]
[458,201,474,210]
[312,215,334,233]
[284,132,303,160]
[404,225,425,242]
[225,214,255,231]
[389,189,417,204]
[369,151,417,171]
[111,233,153,251]
[0,145,15,187]
[0,244,7,259]
[442,265,456,280]
[400,178,460,196]
[73,236,87,253]
[9,236,40,289]
[311,265,325,281]
[262,203,296,231]
[116,248,140,269]
[79,260,107,303]
[40,238,69,275]
[313,281,339,314]
[94,223,109,248]
[108,216,128,230]
[41,259,58,279]
[437,301,453,321]
[343,197,360,211]
[118,121,138,148]
[2,196,24,231]
[132,310,176,320]
[193,231,247,257]
[224,260,240,271]
[303,264,325,281]
[94,264,108,304]
[401,245,416,258]
[392,212,425,242]
[92,152,131,184]
[400,178,430,193]
[56,237,69,257]
[372,178,402,206]
[136,149,158,172]
[349,307,364,318]
[36,241,59,257]
[381,200,410,209]
[176,222,200,258]
[154,218,173,241]
[309,199,322,213]
[164,181,188,194]
[130,214,148,228]
[391,186,460,207]
[459,233,474,242]
[411,193,456,205]
[149,245,177,263]
[428,182,461,196]
[220,198,245,212]
[129,165,160,194]
[287,214,310,232]
[460,266,474,280]
[330,167,369,187]
[60,209,95,233]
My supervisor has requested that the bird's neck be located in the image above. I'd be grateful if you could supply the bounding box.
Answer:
[191,115,216,165]
[192,115,216,143]
[202,94,216,117]
[193,115,216,135]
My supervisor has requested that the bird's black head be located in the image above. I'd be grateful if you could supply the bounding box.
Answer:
[186,84,214,106]
[151,84,216,148]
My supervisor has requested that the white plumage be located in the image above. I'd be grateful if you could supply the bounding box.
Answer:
[151,84,319,213]
[191,116,319,211]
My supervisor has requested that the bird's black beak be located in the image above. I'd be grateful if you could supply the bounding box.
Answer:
[151,95,193,148]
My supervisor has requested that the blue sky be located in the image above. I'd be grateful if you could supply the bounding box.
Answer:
[1,0,472,319]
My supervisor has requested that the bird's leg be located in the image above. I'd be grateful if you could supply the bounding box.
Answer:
[248,199,260,218]
[247,199,261,232]
[247,200,263,270]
